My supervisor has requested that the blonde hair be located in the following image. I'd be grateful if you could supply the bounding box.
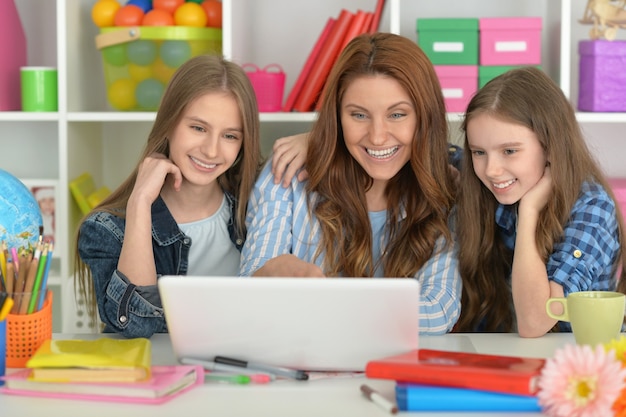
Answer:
[74,55,261,326]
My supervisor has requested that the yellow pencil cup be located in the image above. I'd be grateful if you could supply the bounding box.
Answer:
[5,290,52,368]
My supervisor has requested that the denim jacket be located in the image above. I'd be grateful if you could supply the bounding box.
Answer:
[77,193,244,339]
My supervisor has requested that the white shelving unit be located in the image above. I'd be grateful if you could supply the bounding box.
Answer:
[3,0,624,333]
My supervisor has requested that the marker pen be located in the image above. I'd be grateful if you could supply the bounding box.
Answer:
[214,356,309,381]
[180,357,277,381]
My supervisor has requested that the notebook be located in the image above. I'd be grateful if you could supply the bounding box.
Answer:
[157,276,420,372]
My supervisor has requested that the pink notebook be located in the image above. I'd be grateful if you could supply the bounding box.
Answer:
[0,365,203,404]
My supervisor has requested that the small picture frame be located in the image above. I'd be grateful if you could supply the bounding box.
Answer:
[21,179,60,258]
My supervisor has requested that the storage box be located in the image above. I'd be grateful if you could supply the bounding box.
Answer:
[417,18,479,65]
[96,26,222,111]
[478,65,541,88]
[608,178,626,220]
[479,17,542,65]
[578,40,626,112]
[434,65,478,113]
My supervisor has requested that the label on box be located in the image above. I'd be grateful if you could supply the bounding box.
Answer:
[434,42,464,52]
[442,88,464,99]
[495,41,528,52]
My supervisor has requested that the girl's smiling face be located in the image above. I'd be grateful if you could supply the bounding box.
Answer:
[467,113,547,205]
[168,91,243,190]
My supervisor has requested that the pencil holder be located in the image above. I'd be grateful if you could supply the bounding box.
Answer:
[243,63,286,112]
[5,290,52,368]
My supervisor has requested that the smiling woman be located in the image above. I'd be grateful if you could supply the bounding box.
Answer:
[240,32,462,336]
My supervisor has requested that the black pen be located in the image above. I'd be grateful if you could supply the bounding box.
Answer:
[214,356,309,381]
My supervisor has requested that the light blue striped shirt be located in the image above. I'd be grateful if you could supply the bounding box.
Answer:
[240,160,462,335]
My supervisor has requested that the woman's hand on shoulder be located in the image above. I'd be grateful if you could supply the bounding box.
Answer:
[130,153,182,207]
[272,133,310,187]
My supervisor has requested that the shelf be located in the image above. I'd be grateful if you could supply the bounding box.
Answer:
[576,113,626,123]
[0,112,59,121]
[67,112,156,122]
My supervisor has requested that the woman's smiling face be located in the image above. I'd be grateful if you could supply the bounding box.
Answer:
[340,74,416,189]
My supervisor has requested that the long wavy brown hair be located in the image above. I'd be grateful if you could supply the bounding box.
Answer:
[455,66,626,332]
[74,54,261,325]
[305,33,455,277]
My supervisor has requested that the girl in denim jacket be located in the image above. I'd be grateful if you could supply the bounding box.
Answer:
[74,55,262,338]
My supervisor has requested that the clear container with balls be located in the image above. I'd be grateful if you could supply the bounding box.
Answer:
[91,0,222,111]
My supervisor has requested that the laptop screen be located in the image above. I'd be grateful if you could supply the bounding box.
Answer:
[158,276,420,371]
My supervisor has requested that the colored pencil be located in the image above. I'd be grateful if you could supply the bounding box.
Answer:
[27,245,48,314]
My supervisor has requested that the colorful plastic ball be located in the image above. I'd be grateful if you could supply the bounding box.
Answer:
[107,78,138,111]
[102,44,128,67]
[174,2,207,27]
[153,0,184,14]
[114,4,145,26]
[91,0,121,28]
[128,63,154,82]
[127,0,153,13]
[186,0,204,4]
[127,40,158,66]
[142,9,175,26]
[136,78,165,110]
[160,40,191,68]
[152,58,177,83]
[201,0,222,28]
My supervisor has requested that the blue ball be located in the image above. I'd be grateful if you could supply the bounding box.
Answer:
[126,0,152,13]
[136,78,164,110]
[0,169,43,250]
[160,40,192,68]
[127,40,158,66]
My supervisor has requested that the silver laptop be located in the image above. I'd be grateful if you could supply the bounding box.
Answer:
[158,276,420,372]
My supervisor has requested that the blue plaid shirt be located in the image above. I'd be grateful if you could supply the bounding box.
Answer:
[496,181,621,331]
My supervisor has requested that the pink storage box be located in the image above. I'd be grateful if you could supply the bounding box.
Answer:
[434,65,478,113]
[608,178,626,219]
[578,40,626,112]
[479,17,542,65]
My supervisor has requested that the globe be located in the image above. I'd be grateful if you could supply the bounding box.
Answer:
[0,169,43,250]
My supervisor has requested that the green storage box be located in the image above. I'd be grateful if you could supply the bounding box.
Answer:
[417,18,479,65]
[478,65,542,88]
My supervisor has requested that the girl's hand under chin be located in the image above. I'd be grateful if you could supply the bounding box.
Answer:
[519,165,553,215]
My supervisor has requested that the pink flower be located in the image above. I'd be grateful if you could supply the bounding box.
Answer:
[538,344,626,417]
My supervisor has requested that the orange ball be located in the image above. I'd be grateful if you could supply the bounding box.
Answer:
[91,0,121,28]
[153,0,185,15]
[114,4,145,26]
[142,9,175,26]
[201,0,222,28]
[174,2,207,27]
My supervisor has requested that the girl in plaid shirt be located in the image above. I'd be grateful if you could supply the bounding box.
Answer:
[454,67,626,336]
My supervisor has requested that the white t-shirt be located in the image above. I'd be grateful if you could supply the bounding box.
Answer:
[178,195,240,276]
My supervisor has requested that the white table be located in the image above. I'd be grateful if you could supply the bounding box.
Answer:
[0,332,576,417]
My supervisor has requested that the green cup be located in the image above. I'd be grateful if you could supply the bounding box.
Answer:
[20,66,58,111]
[546,291,625,346]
